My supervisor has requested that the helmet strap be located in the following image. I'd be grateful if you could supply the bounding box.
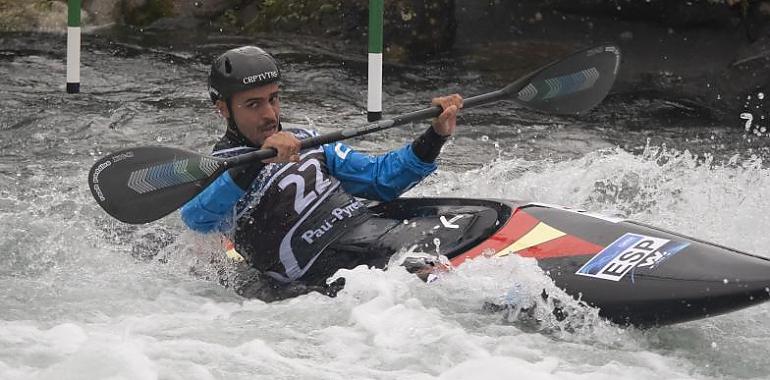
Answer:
[224,99,253,147]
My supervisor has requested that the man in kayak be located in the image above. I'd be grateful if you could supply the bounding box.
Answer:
[181,46,462,299]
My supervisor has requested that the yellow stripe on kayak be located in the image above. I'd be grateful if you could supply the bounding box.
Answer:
[495,222,566,257]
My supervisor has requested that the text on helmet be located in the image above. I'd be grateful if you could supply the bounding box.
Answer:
[242,71,279,84]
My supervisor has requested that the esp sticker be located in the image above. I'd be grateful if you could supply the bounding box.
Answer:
[576,233,688,282]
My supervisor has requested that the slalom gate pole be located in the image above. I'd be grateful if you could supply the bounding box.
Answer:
[367,0,383,121]
[66,0,81,94]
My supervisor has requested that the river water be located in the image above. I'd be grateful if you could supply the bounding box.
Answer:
[2,30,770,379]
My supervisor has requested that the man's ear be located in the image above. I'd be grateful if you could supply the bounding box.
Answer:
[215,100,229,118]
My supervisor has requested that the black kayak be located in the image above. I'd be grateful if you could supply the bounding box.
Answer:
[336,197,770,327]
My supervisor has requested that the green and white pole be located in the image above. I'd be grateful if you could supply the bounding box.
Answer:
[66,0,81,93]
[367,0,383,121]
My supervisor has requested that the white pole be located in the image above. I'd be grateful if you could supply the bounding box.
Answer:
[367,0,383,121]
[367,53,382,121]
[66,0,81,93]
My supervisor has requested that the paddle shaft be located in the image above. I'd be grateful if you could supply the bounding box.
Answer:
[88,44,620,224]
[223,89,509,168]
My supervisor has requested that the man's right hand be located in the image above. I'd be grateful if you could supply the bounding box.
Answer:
[262,131,302,163]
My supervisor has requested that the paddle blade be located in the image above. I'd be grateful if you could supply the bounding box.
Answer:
[505,44,621,115]
[88,146,225,224]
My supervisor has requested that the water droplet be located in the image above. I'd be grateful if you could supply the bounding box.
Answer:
[741,113,753,131]
[711,341,718,349]
[723,278,729,284]
[481,248,496,257]
[759,92,765,100]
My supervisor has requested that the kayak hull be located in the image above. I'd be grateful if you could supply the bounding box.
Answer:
[367,198,770,327]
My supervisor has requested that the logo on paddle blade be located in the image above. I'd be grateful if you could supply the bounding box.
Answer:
[576,233,689,282]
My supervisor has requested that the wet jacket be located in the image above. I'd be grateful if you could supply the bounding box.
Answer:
[180,127,437,281]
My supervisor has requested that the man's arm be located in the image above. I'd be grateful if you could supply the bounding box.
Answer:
[180,172,245,233]
[180,131,301,233]
[323,94,462,201]
[323,128,445,201]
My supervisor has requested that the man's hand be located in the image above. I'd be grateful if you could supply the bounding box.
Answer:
[262,131,302,163]
[431,94,464,137]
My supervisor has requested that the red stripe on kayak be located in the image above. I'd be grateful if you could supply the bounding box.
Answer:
[450,209,604,266]
[450,209,539,266]
[517,234,603,259]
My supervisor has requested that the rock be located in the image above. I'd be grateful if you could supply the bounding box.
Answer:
[119,0,175,26]
[144,14,203,31]
[0,0,68,32]
[186,0,234,18]
[83,0,121,26]
[382,0,456,59]
[231,0,455,60]
[236,0,351,35]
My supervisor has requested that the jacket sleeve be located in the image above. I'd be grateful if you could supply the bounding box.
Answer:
[180,172,245,233]
[323,141,437,201]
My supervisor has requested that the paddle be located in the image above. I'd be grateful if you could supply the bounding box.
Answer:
[89,44,620,224]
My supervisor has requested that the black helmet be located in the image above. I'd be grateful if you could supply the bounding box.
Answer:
[208,46,281,103]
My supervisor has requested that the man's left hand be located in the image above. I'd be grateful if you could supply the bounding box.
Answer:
[431,94,463,137]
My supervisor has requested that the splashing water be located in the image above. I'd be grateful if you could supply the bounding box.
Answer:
[3,32,770,379]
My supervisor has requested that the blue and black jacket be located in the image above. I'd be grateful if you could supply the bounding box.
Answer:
[179,126,447,282]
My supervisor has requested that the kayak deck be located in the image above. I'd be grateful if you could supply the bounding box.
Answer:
[358,198,770,327]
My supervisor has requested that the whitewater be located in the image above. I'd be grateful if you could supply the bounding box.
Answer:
[2,32,770,379]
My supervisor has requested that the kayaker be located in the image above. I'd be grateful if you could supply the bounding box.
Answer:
[180,46,462,299]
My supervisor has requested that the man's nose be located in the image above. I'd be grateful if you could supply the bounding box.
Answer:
[261,104,278,123]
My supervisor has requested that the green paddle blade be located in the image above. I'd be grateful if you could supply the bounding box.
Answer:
[88,146,226,224]
[505,44,621,115]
